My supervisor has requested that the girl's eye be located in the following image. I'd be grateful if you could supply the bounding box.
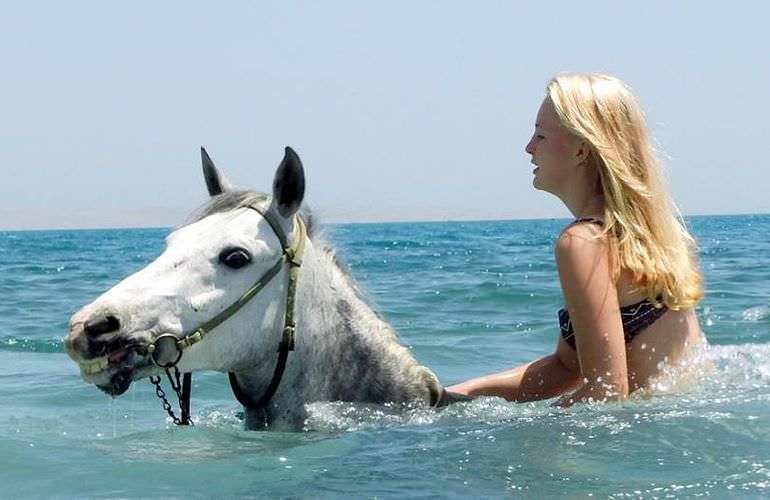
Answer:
[218,248,252,269]
[536,134,545,140]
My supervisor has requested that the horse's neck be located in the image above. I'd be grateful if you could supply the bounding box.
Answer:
[286,244,441,405]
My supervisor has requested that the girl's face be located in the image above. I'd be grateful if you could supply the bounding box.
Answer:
[525,98,586,197]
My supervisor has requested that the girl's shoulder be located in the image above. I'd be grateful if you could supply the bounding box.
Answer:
[556,218,610,265]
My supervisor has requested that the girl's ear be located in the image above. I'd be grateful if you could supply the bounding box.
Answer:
[576,141,592,165]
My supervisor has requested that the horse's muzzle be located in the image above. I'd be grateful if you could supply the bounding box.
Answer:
[65,317,90,362]
[66,311,149,396]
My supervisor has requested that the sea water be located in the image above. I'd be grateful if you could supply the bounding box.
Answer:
[0,215,768,498]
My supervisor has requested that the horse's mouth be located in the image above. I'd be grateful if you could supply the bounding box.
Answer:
[97,370,134,396]
[77,345,149,396]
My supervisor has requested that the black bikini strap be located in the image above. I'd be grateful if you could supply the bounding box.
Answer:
[573,216,605,226]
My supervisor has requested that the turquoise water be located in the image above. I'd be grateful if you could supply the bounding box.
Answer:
[1,215,769,498]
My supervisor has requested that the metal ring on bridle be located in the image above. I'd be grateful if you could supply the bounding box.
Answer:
[148,333,184,368]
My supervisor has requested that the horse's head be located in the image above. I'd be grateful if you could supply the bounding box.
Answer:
[66,147,307,396]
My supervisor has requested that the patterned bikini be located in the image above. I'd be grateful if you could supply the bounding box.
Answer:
[556,217,668,350]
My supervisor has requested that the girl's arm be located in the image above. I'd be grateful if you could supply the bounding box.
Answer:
[554,223,629,405]
[446,348,581,402]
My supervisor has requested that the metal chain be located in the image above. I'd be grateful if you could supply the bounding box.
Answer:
[149,368,191,426]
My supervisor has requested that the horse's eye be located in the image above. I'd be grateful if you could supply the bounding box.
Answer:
[218,248,252,269]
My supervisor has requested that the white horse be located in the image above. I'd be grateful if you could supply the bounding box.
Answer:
[66,147,465,430]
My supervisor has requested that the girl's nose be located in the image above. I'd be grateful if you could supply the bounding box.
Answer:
[525,137,535,155]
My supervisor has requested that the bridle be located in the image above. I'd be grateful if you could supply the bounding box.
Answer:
[147,201,306,425]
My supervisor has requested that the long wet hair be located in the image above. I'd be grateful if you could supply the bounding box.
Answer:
[547,73,702,309]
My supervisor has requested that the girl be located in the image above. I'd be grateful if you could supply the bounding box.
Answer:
[449,74,706,406]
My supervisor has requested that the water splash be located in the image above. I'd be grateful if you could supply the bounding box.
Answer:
[302,343,770,435]
[743,305,770,322]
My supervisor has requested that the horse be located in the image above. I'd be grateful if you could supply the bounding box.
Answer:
[66,147,466,430]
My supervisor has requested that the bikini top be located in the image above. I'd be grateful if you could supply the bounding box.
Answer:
[558,300,667,350]
[557,217,668,350]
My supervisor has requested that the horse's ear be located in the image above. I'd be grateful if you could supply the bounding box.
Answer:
[272,146,305,217]
[201,147,234,196]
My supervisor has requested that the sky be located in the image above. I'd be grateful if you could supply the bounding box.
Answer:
[2,1,769,230]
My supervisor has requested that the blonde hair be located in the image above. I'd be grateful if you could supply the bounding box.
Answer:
[547,73,702,309]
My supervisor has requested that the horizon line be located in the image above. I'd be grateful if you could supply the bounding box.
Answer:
[2,211,768,233]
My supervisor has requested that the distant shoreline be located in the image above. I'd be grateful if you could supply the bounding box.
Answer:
[2,212,768,233]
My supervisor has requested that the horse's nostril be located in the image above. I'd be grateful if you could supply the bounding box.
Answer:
[83,314,121,338]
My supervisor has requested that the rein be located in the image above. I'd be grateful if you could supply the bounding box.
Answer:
[146,202,306,425]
